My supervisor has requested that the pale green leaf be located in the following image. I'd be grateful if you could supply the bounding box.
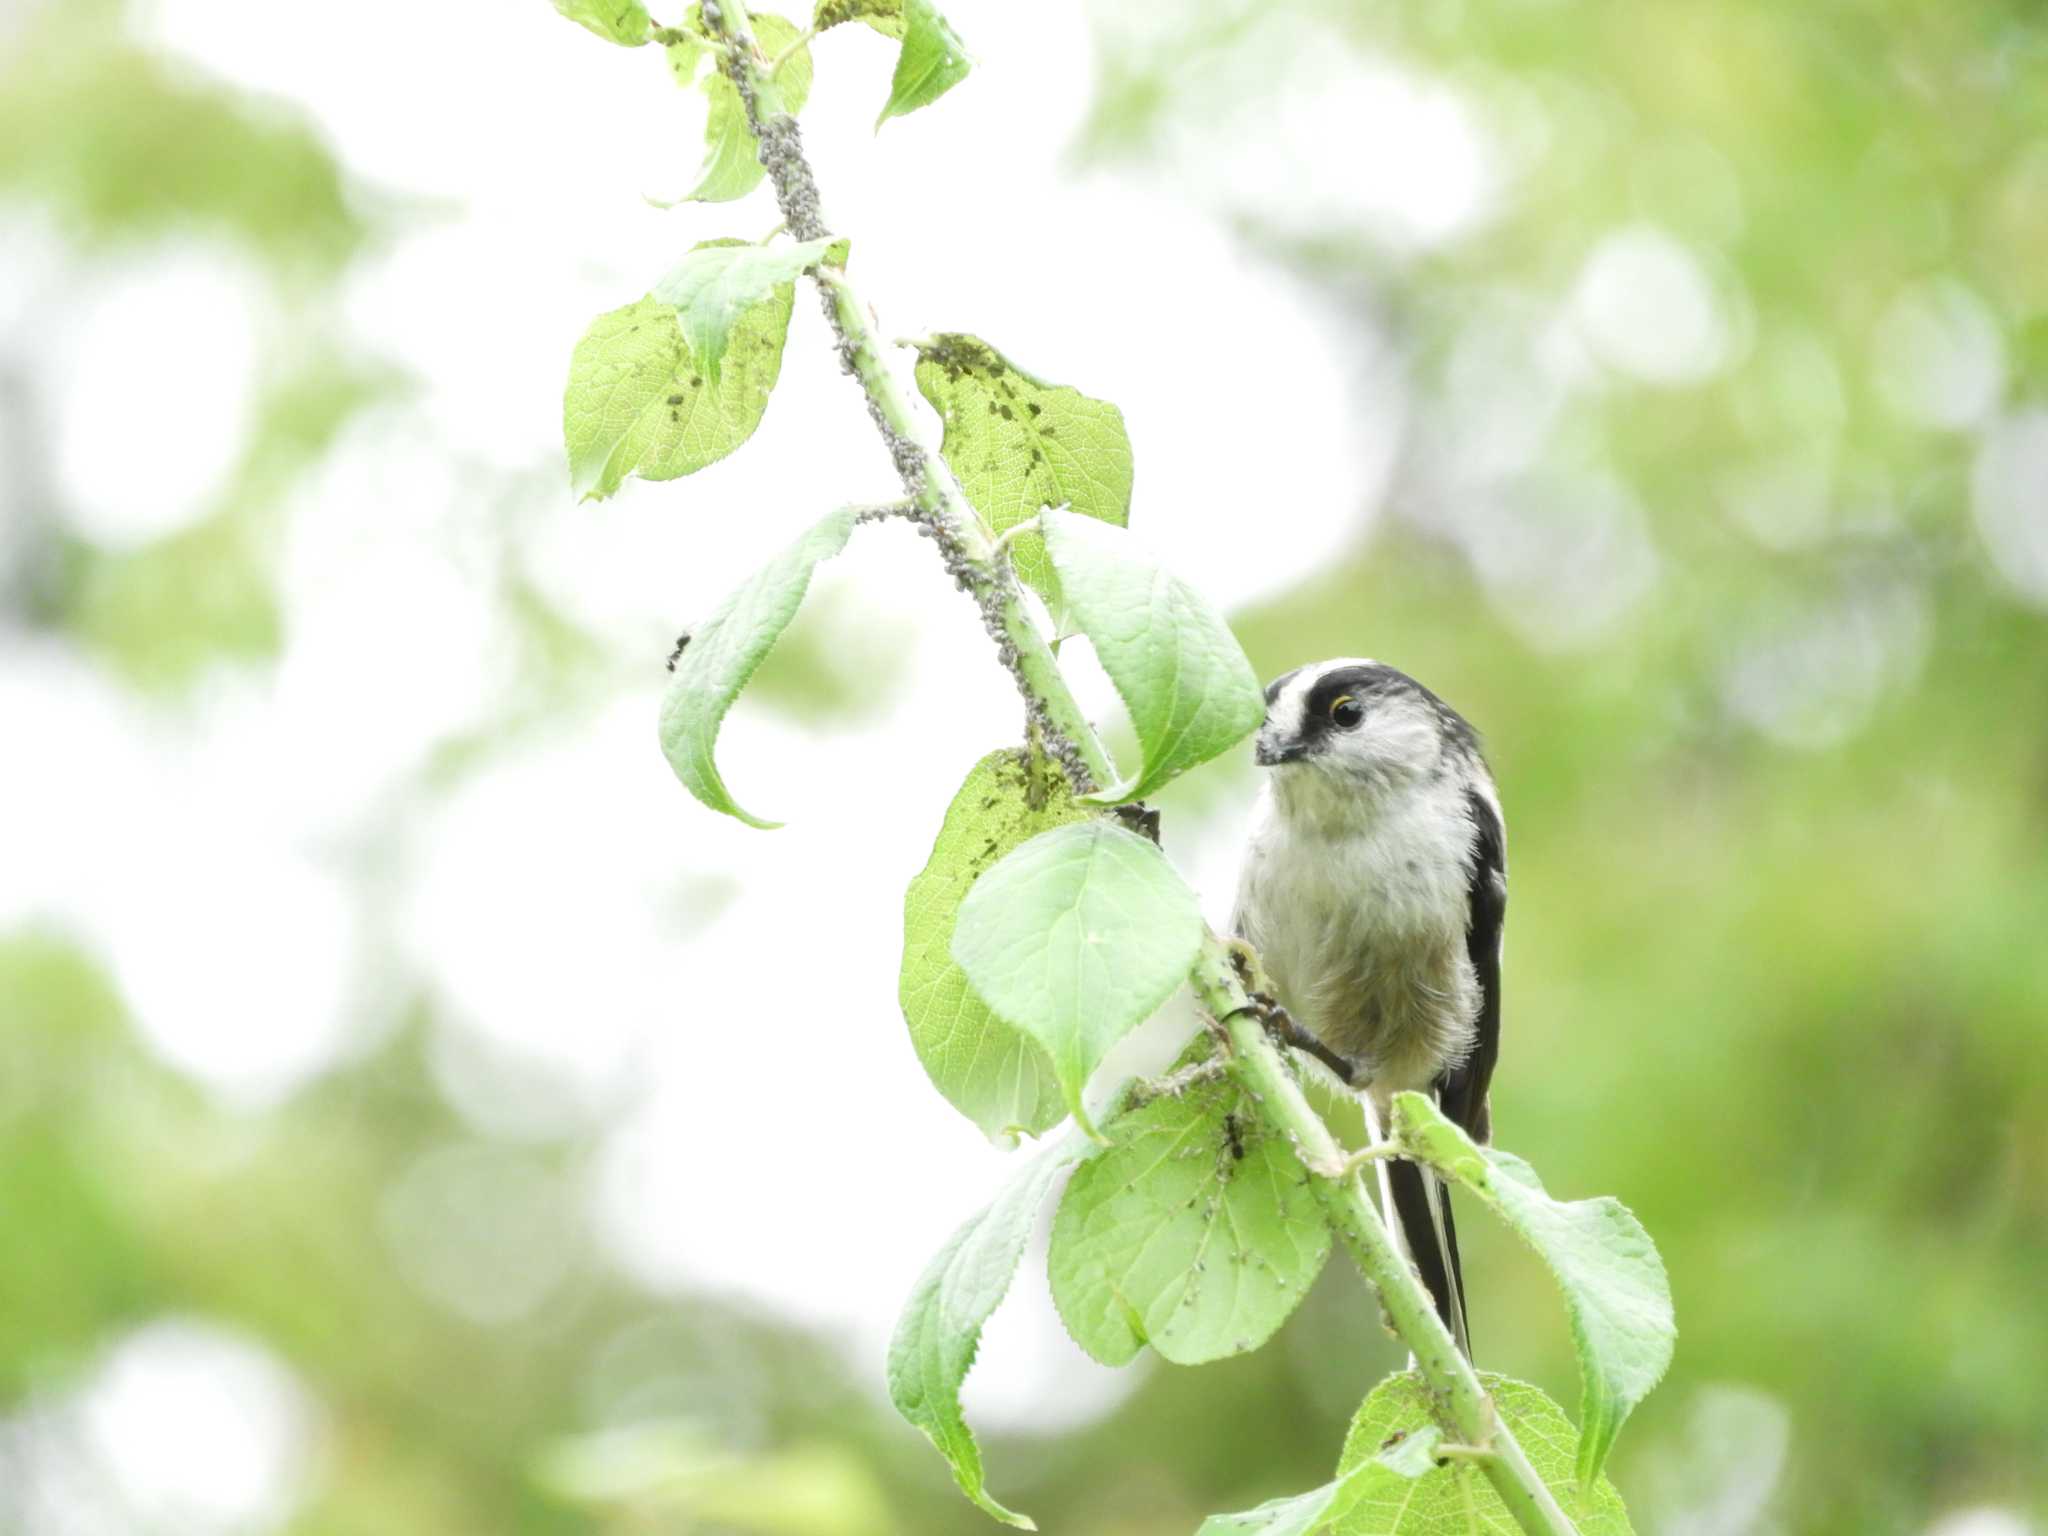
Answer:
[657,506,859,826]
[901,751,1084,1142]
[562,252,797,501]
[683,11,814,203]
[1048,1076,1329,1365]
[888,1133,1094,1529]
[651,235,840,383]
[950,821,1202,1136]
[1040,509,1265,803]
[814,0,905,37]
[553,0,652,46]
[665,30,704,84]
[1332,1373,1635,1535]
[1196,1428,1443,1536]
[912,333,1131,613]
[1391,1094,1676,1488]
[876,0,971,127]
[1370,1426,1446,1483]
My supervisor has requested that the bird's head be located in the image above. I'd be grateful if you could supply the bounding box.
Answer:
[1254,658,1475,792]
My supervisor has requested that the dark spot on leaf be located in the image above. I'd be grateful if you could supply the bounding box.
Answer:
[998,404,1014,420]
[1026,402,1041,417]
[668,394,685,405]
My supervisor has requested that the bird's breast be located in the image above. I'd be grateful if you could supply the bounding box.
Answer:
[1236,783,1478,1090]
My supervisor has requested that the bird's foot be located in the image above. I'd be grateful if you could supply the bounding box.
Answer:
[1232,992,1357,1086]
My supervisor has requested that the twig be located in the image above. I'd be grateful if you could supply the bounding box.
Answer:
[696,0,1116,799]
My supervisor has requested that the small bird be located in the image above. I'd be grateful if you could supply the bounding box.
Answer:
[1232,659,1506,1357]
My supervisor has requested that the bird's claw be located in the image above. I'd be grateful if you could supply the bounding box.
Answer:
[1230,992,1357,1086]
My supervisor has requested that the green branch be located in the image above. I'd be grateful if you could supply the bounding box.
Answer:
[697,0,1115,796]
[1189,939,1579,1536]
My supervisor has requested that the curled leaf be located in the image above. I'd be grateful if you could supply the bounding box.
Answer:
[657,506,859,826]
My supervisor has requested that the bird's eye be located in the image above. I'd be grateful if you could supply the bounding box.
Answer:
[1329,695,1364,729]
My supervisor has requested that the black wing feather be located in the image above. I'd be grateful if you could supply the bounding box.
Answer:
[1437,787,1506,1145]
[1396,785,1505,1358]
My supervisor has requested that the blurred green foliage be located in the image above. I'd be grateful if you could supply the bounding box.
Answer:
[2,0,2044,1533]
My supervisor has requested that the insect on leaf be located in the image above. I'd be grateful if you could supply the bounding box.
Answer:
[1330,1372,1638,1535]
[650,235,842,384]
[1048,1075,1330,1366]
[553,0,653,46]
[679,10,815,202]
[657,505,860,826]
[911,333,1132,616]
[562,238,802,501]
[1195,1426,1443,1536]
[901,751,1085,1141]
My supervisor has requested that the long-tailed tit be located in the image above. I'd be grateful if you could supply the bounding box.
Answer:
[1232,659,1506,1357]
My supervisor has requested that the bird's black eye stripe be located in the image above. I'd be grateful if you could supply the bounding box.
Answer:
[1263,666,1303,707]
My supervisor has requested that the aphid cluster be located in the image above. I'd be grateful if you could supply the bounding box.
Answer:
[701,1,1098,800]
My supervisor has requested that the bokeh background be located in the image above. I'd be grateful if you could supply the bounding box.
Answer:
[2,0,2043,1532]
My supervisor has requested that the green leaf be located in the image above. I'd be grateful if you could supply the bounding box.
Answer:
[1390,1094,1676,1488]
[680,11,815,203]
[911,334,1132,614]
[902,752,1088,1142]
[1048,1076,1330,1365]
[1040,508,1265,803]
[888,1133,1094,1530]
[950,821,1203,1137]
[651,235,841,384]
[813,0,906,38]
[876,0,972,127]
[553,0,652,46]
[657,506,860,826]
[1196,1428,1443,1536]
[1332,1373,1635,1535]
[562,258,798,502]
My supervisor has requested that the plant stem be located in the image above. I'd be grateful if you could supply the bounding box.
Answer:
[1189,939,1578,1536]
[699,7,1575,1531]
[699,0,1116,797]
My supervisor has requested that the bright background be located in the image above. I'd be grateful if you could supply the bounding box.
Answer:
[1,0,2044,1532]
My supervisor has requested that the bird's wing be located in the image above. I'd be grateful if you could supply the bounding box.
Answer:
[1437,785,1506,1145]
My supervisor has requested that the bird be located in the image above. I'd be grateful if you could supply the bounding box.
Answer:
[1231,658,1506,1358]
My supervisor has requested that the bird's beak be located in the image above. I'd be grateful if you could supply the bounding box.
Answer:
[1254,730,1305,768]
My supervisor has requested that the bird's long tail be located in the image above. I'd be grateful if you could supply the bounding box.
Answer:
[1383,1155,1470,1359]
